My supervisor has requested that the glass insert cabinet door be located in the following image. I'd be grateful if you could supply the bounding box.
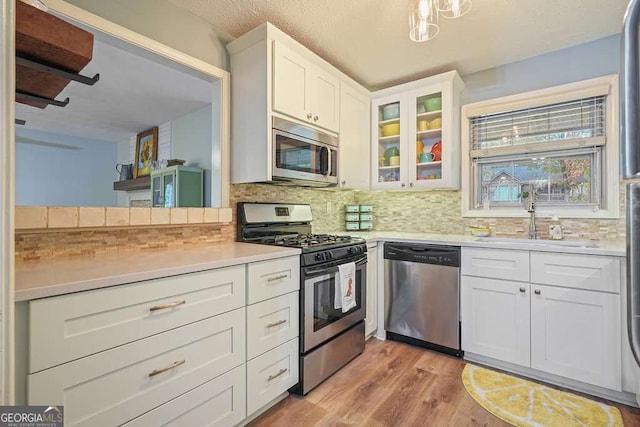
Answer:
[375,95,404,187]
[152,174,174,207]
[414,90,443,184]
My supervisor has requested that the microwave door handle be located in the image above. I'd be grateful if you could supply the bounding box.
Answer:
[320,146,329,175]
[622,0,640,178]
[327,148,332,177]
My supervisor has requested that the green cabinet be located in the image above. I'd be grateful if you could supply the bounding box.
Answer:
[150,166,203,208]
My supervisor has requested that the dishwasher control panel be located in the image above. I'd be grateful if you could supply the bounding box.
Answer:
[383,242,460,267]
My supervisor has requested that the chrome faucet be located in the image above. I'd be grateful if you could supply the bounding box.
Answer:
[525,194,536,239]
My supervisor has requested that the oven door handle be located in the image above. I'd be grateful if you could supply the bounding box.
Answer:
[304,256,367,276]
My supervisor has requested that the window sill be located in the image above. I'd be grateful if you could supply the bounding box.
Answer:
[463,208,620,220]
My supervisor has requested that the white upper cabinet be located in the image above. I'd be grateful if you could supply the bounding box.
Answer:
[338,82,370,190]
[272,41,340,132]
[273,42,311,123]
[227,23,367,184]
[371,71,464,190]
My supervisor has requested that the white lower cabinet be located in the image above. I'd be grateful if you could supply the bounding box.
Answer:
[530,284,621,390]
[24,255,301,427]
[461,248,624,395]
[461,276,530,367]
[247,338,299,416]
[365,244,378,337]
[123,365,246,427]
[28,309,246,427]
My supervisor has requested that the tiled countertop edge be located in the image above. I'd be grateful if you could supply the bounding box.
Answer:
[15,206,233,230]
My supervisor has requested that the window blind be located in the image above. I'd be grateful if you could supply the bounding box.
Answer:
[470,95,606,158]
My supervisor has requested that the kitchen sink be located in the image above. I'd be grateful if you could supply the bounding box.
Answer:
[474,237,598,248]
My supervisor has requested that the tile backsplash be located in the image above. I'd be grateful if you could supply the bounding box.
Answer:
[15,183,627,262]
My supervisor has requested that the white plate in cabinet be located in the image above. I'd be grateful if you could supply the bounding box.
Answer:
[247,291,299,360]
[461,248,529,282]
[530,284,621,391]
[247,256,300,304]
[28,308,246,427]
[461,276,531,367]
[123,365,246,427]
[247,338,299,416]
[29,265,245,373]
[530,252,620,293]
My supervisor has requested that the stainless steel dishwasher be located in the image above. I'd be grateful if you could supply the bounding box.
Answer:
[384,242,462,357]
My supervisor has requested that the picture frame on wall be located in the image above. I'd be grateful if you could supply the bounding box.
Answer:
[134,126,158,178]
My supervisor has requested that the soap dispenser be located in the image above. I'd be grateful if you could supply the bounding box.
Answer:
[549,214,563,240]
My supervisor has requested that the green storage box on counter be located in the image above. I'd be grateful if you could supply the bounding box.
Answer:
[344,205,374,230]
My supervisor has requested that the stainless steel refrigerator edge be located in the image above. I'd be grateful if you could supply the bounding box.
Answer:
[621,0,640,371]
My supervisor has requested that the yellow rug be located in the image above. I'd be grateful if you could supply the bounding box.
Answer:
[461,364,624,427]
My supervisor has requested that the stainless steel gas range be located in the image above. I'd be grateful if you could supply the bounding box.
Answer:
[238,202,367,395]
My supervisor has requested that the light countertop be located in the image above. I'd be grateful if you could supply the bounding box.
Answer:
[325,231,626,257]
[15,243,301,302]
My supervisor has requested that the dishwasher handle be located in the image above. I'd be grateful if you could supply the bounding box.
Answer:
[384,243,460,267]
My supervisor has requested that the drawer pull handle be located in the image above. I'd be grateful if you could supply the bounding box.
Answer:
[267,368,288,381]
[148,359,186,378]
[267,319,287,328]
[149,300,186,312]
[519,287,526,293]
[534,289,541,295]
[267,274,288,282]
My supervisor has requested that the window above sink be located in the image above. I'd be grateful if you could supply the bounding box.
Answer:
[461,75,620,219]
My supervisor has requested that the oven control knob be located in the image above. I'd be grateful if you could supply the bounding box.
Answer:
[347,247,355,255]
[315,253,324,261]
[326,252,333,259]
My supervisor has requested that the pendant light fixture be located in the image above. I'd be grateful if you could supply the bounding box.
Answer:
[437,0,472,19]
[409,0,472,42]
[409,0,439,42]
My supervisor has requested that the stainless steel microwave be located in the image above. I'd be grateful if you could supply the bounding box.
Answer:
[272,117,338,187]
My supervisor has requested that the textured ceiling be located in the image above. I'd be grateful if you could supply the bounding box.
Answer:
[169,0,629,90]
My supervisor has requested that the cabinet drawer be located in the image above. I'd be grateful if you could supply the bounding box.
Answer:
[530,252,620,293]
[247,291,299,360]
[28,308,246,427]
[123,364,246,427]
[29,265,246,373]
[462,248,529,282]
[247,256,299,304]
[247,338,299,416]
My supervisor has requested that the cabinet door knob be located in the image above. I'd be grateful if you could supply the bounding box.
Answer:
[409,182,414,187]
[342,180,346,185]
[314,115,319,121]
[534,289,541,295]
[401,183,406,187]
[307,113,312,119]
[519,287,526,293]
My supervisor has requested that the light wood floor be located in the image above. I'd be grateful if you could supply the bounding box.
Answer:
[250,338,640,426]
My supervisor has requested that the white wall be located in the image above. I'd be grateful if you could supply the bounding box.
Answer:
[65,0,232,71]
[172,105,213,207]
[16,129,117,206]
[463,35,620,104]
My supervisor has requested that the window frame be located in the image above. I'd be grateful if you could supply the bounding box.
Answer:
[461,75,619,219]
